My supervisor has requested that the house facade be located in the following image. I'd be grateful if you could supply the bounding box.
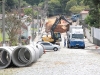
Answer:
[80,10,89,20]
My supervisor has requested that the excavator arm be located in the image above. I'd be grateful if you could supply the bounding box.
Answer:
[50,15,72,43]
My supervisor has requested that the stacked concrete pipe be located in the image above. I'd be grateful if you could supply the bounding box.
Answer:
[0,46,16,69]
[30,42,44,57]
[12,44,44,67]
[35,44,44,57]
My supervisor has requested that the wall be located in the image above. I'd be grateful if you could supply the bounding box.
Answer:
[85,27,100,46]
[85,28,93,43]
[81,14,88,20]
[93,27,100,46]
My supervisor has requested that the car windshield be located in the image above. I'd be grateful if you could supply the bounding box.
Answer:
[72,34,84,39]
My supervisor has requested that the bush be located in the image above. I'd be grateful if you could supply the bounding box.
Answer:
[85,15,99,28]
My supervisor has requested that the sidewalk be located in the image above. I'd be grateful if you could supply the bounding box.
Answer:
[84,38,100,49]
[33,35,39,42]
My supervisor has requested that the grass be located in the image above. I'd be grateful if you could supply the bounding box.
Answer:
[0,32,9,42]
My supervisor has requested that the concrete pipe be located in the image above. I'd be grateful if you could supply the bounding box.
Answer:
[12,45,39,67]
[0,47,16,69]
[30,42,44,57]
[35,44,44,57]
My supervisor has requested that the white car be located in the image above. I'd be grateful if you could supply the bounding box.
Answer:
[37,41,61,51]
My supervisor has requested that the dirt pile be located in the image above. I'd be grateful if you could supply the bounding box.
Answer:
[45,18,70,33]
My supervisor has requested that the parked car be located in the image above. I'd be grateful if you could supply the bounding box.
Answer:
[37,41,61,51]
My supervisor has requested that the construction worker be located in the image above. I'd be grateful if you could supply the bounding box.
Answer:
[64,37,66,47]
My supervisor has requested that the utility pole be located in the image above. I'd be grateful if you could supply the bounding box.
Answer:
[42,0,48,29]
[2,0,5,46]
[32,6,34,41]
[44,0,48,18]
[37,7,39,41]
[18,0,21,45]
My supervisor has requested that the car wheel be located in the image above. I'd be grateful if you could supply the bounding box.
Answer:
[53,47,58,51]
[82,46,85,49]
[69,44,72,48]
[67,43,69,48]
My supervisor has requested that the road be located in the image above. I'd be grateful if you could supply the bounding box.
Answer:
[0,33,100,75]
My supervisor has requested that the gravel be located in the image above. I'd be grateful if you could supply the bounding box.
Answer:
[0,33,100,75]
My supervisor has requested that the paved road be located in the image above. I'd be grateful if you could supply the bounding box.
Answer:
[0,33,100,75]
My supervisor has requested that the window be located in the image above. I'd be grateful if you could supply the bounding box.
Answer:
[72,34,84,39]
[54,33,61,38]
[41,43,50,45]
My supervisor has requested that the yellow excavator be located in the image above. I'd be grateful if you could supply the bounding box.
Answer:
[42,32,61,43]
[42,15,72,44]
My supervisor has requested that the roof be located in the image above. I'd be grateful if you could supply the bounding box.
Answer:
[80,11,89,14]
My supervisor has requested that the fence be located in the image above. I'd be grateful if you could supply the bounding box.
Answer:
[92,27,100,46]
[85,27,100,46]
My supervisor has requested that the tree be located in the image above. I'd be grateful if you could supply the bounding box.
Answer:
[69,5,85,14]
[48,0,61,16]
[0,2,1,13]
[84,0,100,28]
[23,0,43,6]
[5,13,22,46]
[23,7,33,16]
[66,0,77,14]
[66,0,88,14]
[58,0,70,14]
[6,0,15,10]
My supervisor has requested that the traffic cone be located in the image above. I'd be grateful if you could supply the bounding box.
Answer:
[95,45,99,49]
[43,49,46,54]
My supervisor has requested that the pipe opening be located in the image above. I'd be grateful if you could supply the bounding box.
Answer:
[12,47,31,66]
[18,48,30,63]
[0,49,10,68]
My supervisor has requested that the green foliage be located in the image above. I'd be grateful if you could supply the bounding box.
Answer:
[6,0,15,9]
[58,0,69,13]
[38,2,44,8]
[48,0,61,15]
[5,0,28,11]
[84,0,100,28]
[65,0,77,14]
[24,8,32,15]
[85,15,92,25]
[23,7,38,19]
[33,11,38,18]
[23,0,44,6]
[70,5,85,13]
[65,0,88,14]
[5,13,22,46]
[26,16,32,22]
[92,0,100,6]
[4,0,87,16]
[66,0,77,10]
[85,14,100,28]
[0,3,1,13]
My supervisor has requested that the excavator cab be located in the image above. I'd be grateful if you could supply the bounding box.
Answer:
[54,32,62,41]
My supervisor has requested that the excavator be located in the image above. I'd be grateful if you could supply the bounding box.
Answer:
[42,15,72,44]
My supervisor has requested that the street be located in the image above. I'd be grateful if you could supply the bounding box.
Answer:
[0,0,99,74]
[0,33,100,75]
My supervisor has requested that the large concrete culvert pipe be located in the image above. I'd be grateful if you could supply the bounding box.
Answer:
[35,44,44,57]
[30,42,44,57]
[12,45,40,67]
[0,47,16,69]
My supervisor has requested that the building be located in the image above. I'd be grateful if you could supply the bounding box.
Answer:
[80,10,89,20]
